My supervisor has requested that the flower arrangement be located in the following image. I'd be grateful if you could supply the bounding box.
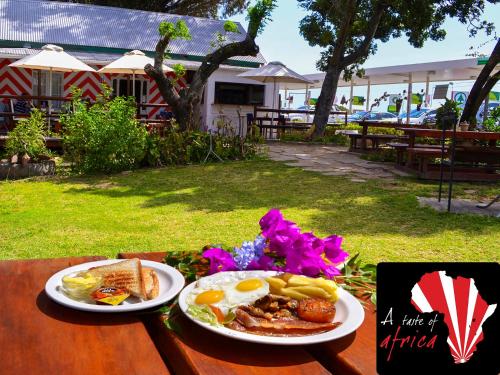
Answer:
[202,209,348,278]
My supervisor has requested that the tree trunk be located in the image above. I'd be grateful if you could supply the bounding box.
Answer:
[312,66,341,138]
[461,39,500,123]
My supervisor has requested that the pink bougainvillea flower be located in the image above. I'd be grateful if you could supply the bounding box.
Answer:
[323,235,349,264]
[202,247,237,274]
[247,254,277,271]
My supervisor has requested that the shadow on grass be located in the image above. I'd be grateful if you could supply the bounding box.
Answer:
[56,160,499,238]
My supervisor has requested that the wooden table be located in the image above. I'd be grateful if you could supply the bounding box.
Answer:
[0,253,377,374]
[119,252,377,375]
[356,121,417,150]
[0,256,170,375]
[399,128,500,180]
[399,128,500,147]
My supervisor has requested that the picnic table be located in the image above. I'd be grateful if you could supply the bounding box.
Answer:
[353,121,420,151]
[0,253,377,375]
[398,128,500,180]
[399,128,500,147]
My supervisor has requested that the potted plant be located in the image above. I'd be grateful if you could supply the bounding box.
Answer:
[435,99,460,130]
[459,121,469,132]
[1,109,55,179]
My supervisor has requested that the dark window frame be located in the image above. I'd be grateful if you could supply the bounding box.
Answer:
[214,81,265,105]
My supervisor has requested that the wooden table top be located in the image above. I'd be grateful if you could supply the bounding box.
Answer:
[0,256,170,375]
[119,251,377,375]
[0,253,377,374]
[399,127,500,140]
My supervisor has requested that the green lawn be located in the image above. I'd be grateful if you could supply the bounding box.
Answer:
[0,160,499,262]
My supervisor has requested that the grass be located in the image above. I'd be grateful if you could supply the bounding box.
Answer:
[0,160,499,262]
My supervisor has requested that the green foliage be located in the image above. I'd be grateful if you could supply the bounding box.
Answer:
[247,0,277,37]
[159,20,192,40]
[223,20,240,33]
[5,109,49,160]
[482,106,500,132]
[436,99,461,130]
[144,125,261,166]
[298,0,495,78]
[171,63,186,80]
[61,86,147,174]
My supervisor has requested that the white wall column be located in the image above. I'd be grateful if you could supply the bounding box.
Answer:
[406,73,412,124]
[424,75,430,107]
[349,80,354,113]
[366,79,371,111]
[305,83,310,122]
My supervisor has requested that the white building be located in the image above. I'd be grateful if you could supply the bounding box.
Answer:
[0,0,274,132]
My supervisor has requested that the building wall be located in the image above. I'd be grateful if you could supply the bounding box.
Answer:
[203,69,275,136]
[0,57,272,130]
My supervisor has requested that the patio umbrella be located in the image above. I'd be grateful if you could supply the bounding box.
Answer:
[98,50,174,96]
[238,61,313,122]
[9,44,96,103]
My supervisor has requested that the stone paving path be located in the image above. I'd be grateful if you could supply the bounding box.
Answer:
[267,142,411,182]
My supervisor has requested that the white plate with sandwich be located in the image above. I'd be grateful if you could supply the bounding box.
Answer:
[45,258,185,312]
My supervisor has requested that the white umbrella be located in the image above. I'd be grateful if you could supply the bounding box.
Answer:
[9,44,96,102]
[238,61,313,123]
[98,50,174,96]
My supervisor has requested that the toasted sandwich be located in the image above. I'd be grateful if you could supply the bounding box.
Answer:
[142,268,159,300]
[87,258,147,299]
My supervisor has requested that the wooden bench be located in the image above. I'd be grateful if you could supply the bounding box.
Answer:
[406,146,500,181]
[387,143,443,166]
[348,133,407,151]
[406,147,447,176]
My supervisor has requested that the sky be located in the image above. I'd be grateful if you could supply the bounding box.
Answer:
[232,1,500,109]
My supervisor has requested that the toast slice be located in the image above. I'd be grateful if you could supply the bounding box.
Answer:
[142,268,159,300]
[87,259,147,299]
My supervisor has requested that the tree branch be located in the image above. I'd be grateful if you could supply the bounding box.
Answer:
[144,34,180,104]
[189,35,259,94]
[341,4,385,67]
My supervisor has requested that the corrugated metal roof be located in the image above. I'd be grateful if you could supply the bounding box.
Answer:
[0,47,253,71]
[0,0,266,65]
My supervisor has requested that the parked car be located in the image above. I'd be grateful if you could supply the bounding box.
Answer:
[398,108,432,125]
[422,109,438,125]
[346,111,369,122]
[287,105,343,124]
[476,102,499,124]
[348,111,398,123]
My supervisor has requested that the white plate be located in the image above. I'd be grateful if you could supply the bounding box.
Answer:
[45,259,185,312]
[178,270,365,345]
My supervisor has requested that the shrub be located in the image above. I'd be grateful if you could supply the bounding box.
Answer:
[436,99,460,130]
[482,106,500,132]
[143,123,262,166]
[5,109,49,160]
[61,87,147,173]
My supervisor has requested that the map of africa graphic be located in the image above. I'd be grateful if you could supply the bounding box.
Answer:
[410,271,497,364]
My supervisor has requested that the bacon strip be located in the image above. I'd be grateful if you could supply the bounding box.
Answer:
[232,308,340,336]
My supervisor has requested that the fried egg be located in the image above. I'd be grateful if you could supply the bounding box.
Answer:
[187,273,270,316]
[224,278,269,305]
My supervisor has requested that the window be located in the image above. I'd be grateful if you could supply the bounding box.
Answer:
[32,71,64,109]
[214,82,265,105]
[111,78,148,105]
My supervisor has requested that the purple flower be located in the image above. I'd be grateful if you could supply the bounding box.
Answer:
[203,209,349,278]
[234,241,256,270]
[259,209,300,257]
[247,254,276,271]
[253,235,267,258]
[202,247,237,274]
[323,235,349,264]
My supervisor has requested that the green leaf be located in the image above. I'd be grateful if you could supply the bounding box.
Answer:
[223,21,240,34]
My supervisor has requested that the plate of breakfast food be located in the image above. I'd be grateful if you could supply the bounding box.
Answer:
[45,258,185,312]
[178,270,365,345]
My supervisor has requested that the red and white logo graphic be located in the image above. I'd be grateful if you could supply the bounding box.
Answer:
[411,271,497,364]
